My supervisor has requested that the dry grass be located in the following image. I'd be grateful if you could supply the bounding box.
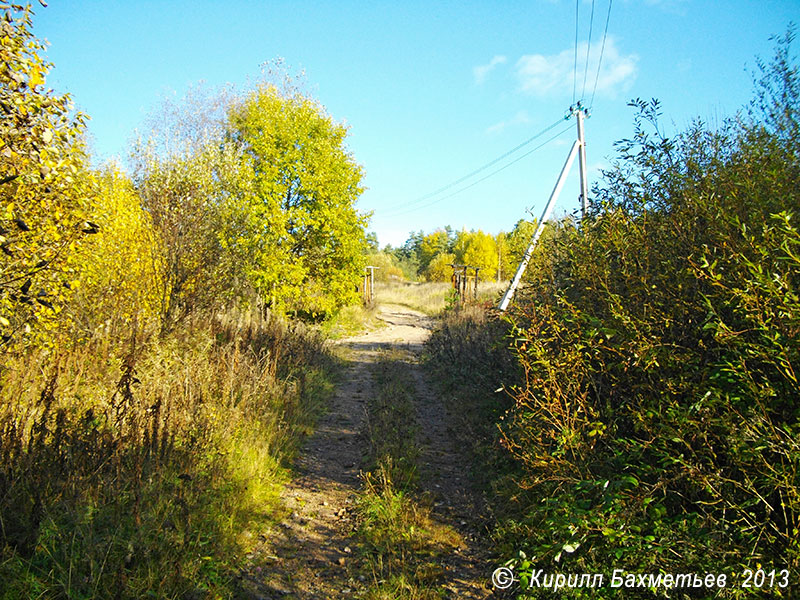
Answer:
[321,302,382,339]
[0,307,335,599]
[375,280,507,315]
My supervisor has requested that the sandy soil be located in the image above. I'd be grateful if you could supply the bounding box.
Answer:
[236,304,494,599]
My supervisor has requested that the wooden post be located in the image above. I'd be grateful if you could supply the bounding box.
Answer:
[451,264,464,304]
[473,267,480,300]
[364,266,379,305]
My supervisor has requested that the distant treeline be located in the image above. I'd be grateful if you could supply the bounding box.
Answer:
[366,221,551,283]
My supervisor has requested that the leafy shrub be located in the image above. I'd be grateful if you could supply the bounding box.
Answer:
[428,29,800,600]
[499,32,800,598]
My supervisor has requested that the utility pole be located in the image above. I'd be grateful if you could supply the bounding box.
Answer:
[576,102,589,217]
[498,140,580,311]
[498,104,590,312]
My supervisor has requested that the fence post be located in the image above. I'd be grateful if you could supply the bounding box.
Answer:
[364,266,379,305]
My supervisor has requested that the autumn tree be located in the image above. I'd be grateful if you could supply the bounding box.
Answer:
[495,232,511,281]
[382,242,420,280]
[226,84,368,315]
[131,139,250,331]
[67,167,162,339]
[453,228,498,280]
[362,250,405,282]
[425,252,456,282]
[0,2,94,350]
[125,83,260,331]
[418,228,454,272]
[505,219,536,265]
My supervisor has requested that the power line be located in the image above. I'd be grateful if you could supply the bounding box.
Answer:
[581,0,596,100]
[381,117,565,212]
[381,123,574,218]
[379,2,602,221]
[589,0,613,109]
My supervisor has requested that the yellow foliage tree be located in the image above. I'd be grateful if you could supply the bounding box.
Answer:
[67,168,162,339]
[418,229,452,272]
[227,84,368,315]
[0,4,94,351]
[364,252,405,282]
[495,232,512,282]
[425,252,456,282]
[453,229,498,280]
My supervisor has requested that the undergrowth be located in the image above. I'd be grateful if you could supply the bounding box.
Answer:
[321,303,381,340]
[0,308,335,599]
[426,31,800,600]
[424,304,519,494]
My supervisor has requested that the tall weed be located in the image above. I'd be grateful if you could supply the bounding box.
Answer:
[0,308,334,598]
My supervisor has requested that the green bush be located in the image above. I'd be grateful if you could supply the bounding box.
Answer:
[503,32,799,598]
[428,29,800,600]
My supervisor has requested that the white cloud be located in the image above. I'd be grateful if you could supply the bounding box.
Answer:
[473,55,507,85]
[486,110,531,134]
[516,37,637,100]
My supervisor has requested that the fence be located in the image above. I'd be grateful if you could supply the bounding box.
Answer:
[449,264,480,305]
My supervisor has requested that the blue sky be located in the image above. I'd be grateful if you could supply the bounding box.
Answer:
[33,1,798,247]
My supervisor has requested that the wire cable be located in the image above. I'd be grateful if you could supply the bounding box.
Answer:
[581,0,596,100]
[380,123,574,218]
[380,117,565,212]
[589,0,613,109]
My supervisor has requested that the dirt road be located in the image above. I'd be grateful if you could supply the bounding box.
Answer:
[238,304,493,599]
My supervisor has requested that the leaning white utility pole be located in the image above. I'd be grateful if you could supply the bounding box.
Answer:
[498,103,590,312]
